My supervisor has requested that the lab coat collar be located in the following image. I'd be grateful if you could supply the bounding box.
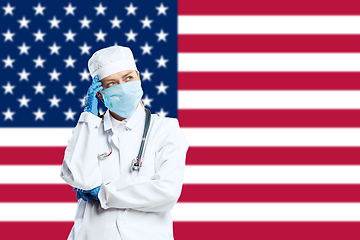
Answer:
[103,110,113,132]
[103,103,144,132]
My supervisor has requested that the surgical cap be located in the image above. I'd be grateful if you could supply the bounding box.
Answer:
[88,46,138,80]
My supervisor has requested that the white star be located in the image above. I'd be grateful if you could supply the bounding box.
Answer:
[156,3,168,16]
[79,69,90,81]
[142,95,153,107]
[3,3,15,16]
[155,55,168,68]
[94,29,107,42]
[33,55,46,68]
[18,68,30,81]
[33,108,45,121]
[2,29,15,42]
[125,3,137,16]
[156,29,168,42]
[48,42,61,55]
[33,3,45,16]
[113,42,118,46]
[156,82,168,94]
[110,16,122,29]
[18,16,30,29]
[79,42,91,55]
[141,68,153,81]
[125,29,137,42]
[48,95,61,107]
[2,55,14,68]
[64,108,76,121]
[48,68,61,81]
[64,55,76,68]
[2,82,15,94]
[48,16,61,29]
[17,42,30,55]
[3,108,15,121]
[33,29,46,42]
[156,108,168,117]
[33,82,46,94]
[64,29,76,42]
[79,16,91,28]
[140,16,153,29]
[64,3,76,16]
[140,42,153,55]
[64,82,76,94]
[17,95,30,108]
[94,3,107,16]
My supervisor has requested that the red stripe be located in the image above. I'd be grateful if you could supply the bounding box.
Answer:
[2,147,360,165]
[178,110,360,128]
[1,222,359,240]
[2,184,360,203]
[174,222,360,240]
[178,72,360,90]
[0,184,76,202]
[178,0,360,15]
[186,147,360,165]
[179,35,360,53]
[179,184,360,202]
[0,222,73,240]
[0,147,65,165]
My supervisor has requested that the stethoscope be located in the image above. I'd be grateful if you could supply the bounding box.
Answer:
[97,108,152,172]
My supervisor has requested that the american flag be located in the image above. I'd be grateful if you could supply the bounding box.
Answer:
[1,0,360,239]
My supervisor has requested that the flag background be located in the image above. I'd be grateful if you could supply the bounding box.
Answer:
[1,0,360,239]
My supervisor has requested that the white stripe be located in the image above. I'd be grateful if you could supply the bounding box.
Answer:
[1,128,360,147]
[178,53,360,71]
[178,91,360,109]
[172,203,360,221]
[182,128,360,146]
[183,166,360,184]
[0,128,72,146]
[0,203,76,221]
[0,166,64,184]
[1,165,359,184]
[0,203,359,221]
[178,16,360,34]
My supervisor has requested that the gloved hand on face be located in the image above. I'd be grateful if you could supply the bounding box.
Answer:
[84,75,103,116]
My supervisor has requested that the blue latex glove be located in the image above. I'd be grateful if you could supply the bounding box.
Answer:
[73,185,102,201]
[73,187,90,201]
[84,75,103,116]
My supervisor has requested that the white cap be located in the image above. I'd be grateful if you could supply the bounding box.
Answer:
[88,46,138,80]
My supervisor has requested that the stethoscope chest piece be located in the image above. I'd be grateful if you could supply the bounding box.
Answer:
[131,157,142,172]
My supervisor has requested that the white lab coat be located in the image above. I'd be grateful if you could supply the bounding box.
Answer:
[60,104,189,240]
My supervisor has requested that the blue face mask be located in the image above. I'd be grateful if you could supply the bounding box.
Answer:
[101,80,143,119]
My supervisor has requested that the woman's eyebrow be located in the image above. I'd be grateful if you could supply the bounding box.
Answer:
[102,78,116,83]
[122,71,134,78]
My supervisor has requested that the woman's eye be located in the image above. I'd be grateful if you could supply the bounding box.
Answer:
[108,82,114,87]
[126,76,133,80]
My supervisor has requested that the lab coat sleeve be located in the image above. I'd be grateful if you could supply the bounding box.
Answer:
[60,112,103,190]
[98,118,189,212]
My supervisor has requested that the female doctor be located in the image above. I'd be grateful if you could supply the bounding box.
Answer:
[60,46,189,240]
